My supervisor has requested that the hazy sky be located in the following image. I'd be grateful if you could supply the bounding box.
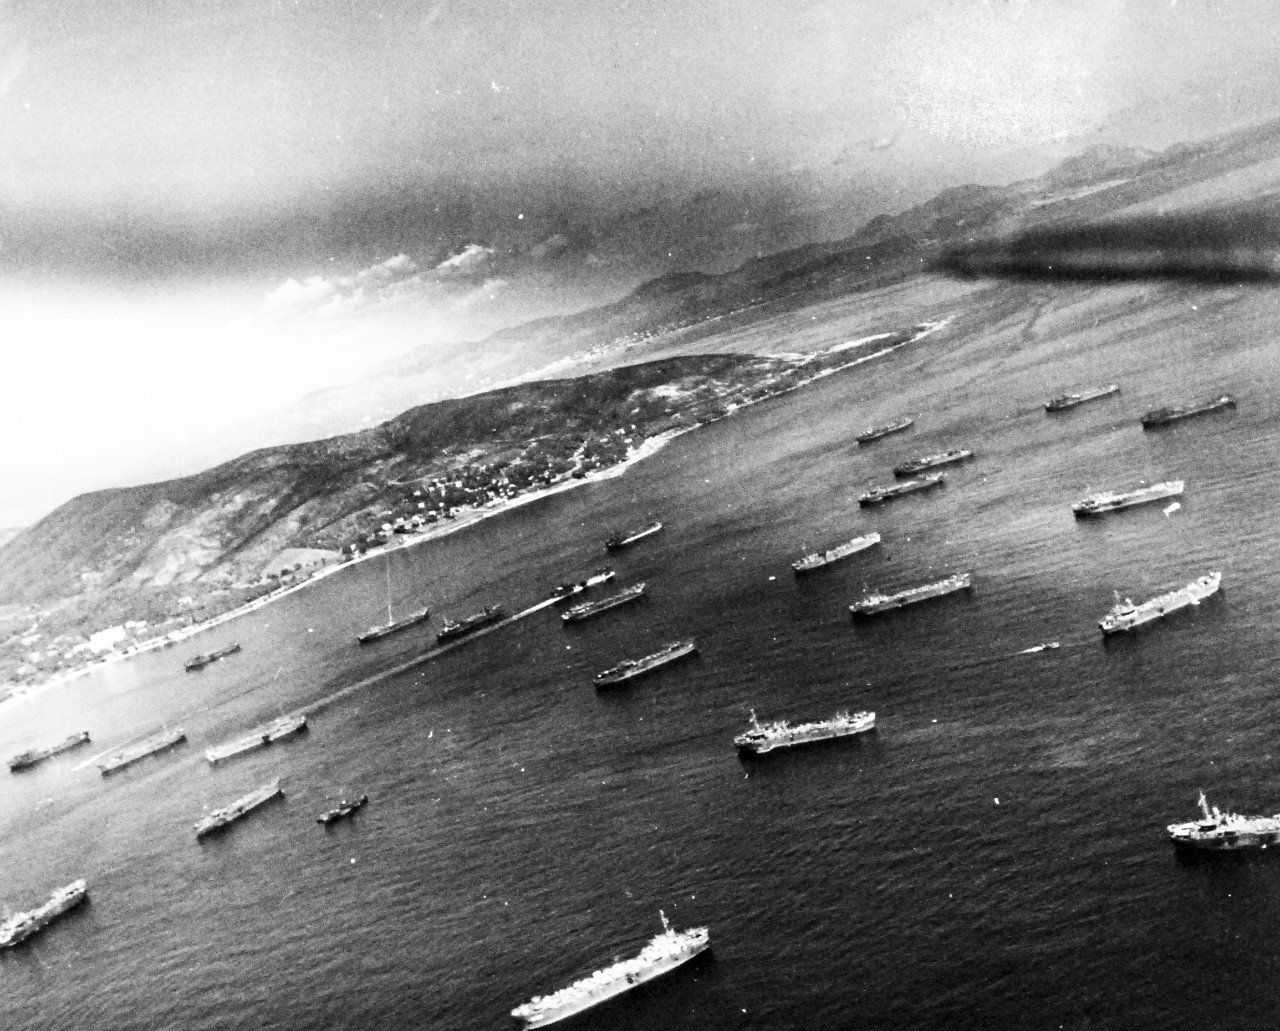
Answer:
[3,0,1280,525]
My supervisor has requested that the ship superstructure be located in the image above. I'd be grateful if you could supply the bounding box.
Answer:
[858,473,945,506]
[98,728,187,775]
[510,912,709,1029]
[1098,572,1221,634]
[1167,791,1280,850]
[604,522,663,551]
[1072,480,1184,517]
[0,880,88,949]
[856,416,913,443]
[850,573,972,616]
[205,714,308,765]
[562,583,646,624]
[184,643,241,672]
[1141,394,1236,428]
[893,449,973,477]
[436,605,505,642]
[792,533,881,574]
[594,641,697,687]
[9,731,91,772]
[1045,384,1120,411]
[734,709,875,754]
[194,779,283,838]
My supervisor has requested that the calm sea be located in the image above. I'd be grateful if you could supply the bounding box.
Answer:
[5,281,1280,1029]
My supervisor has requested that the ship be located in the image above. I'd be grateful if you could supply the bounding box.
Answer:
[734,708,875,754]
[604,521,663,551]
[793,532,882,574]
[561,583,646,624]
[0,880,88,949]
[318,794,368,825]
[1167,791,1280,850]
[357,607,430,644]
[1045,384,1120,411]
[1072,479,1184,517]
[1098,571,1221,634]
[550,568,616,603]
[893,449,973,477]
[436,605,505,642]
[858,473,944,506]
[594,640,698,687]
[1141,393,1236,428]
[9,731,91,772]
[205,714,308,765]
[98,728,187,775]
[856,416,913,444]
[194,778,283,839]
[850,572,973,616]
[184,643,242,672]
[510,911,709,1029]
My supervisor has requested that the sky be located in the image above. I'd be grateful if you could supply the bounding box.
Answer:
[3,0,1280,526]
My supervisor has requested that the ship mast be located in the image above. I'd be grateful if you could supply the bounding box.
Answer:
[384,553,393,626]
[1198,790,1211,822]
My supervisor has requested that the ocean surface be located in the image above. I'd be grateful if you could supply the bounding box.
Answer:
[6,280,1280,1029]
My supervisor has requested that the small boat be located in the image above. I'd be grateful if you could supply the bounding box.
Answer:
[604,522,663,551]
[318,795,369,825]
[184,643,241,672]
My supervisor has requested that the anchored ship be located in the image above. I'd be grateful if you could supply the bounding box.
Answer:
[1168,791,1280,850]
[9,731,91,772]
[893,449,973,477]
[194,779,283,839]
[595,640,697,687]
[850,572,972,616]
[856,416,913,444]
[358,607,430,644]
[1141,393,1236,428]
[550,568,616,603]
[1073,479,1184,517]
[0,880,88,949]
[318,795,368,825]
[205,714,308,765]
[98,728,187,775]
[436,605,505,642]
[793,532,881,574]
[734,709,875,754]
[859,473,945,506]
[562,583,646,624]
[604,521,663,551]
[1098,572,1221,634]
[184,643,241,672]
[511,912,709,1029]
[1045,384,1120,412]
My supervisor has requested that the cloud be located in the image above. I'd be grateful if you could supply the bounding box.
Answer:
[433,243,493,274]
[0,41,28,97]
[261,275,338,314]
[529,233,570,260]
[259,253,418,317]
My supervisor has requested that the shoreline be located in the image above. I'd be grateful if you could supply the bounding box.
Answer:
[5,320,947,708]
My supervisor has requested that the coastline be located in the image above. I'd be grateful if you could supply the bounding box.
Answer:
[5,320,946,707]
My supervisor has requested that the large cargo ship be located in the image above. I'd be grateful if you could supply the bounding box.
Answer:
[511,912,709,1029]
[1045,384,1120,412]
[1167,791,1280,850]
[858,473,945,506]
[550,568,615,603]
[850,572,972,616]
[195,779,283,839]
[734,709,875,754]
[0,880,88,949]
[1098,571,1221,634]
[604,521,663,551]
[9,731,91,772]
[98,728,187,775]
[562,583,646,624]
[1141,393,1236,428]
[357,607,430,644]
[205,714,308,765]
[594,640,697,687]
[893,449,973,477]
[1072,479,1184,517]
[184,643,241,672]
[436,605,505,642]
[856,416,913,444]
[793,532,881,574]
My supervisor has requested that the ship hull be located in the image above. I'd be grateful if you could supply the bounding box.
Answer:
[357,608,430,644]
[562,586,646,624]
[850,576,972,616]
[858,475,944,506]
[793,533,881,574]
[1141,395,1236,428]
[736,719,875,754]
[1098,574,1221,634]
[436,608,504,642]
[99,730,187,775]
[9,732,91,772]
[0,883,88,949]
[1073,481,1184,517]
[1045,384,1120,411]
[184,644,241,671]
[604,523,663,551]
[892,451,972,477]
[1171,832,1280,851]
[595,642,697,687]
[195,782,283,839]
[856,418,913,444]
